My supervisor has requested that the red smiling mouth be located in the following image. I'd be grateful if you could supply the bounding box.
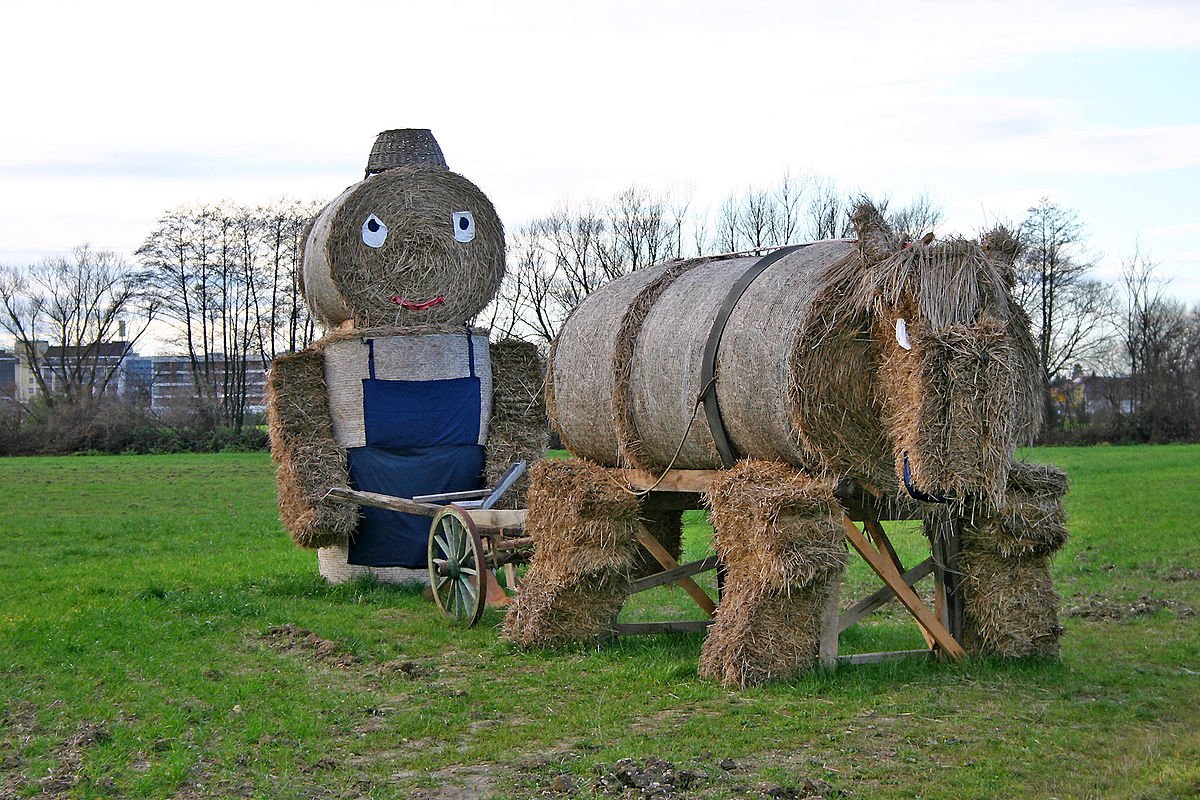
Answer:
[391,295,446,311]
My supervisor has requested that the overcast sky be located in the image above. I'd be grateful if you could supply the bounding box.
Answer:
[2,0,1198,308]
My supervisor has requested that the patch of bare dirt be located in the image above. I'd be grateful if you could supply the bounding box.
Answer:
[260,623,361,668]
[508,753,844,800]
[1161,567,1200,582]
[34,722,109,797]
[404,763,500,799]
[1065,594,1195,620]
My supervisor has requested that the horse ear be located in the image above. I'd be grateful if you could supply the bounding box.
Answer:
[851,200,897,264]
[981,226,1022,288]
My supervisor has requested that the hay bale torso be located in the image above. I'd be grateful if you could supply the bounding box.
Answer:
[550,241,884,477]
[325,331,493,449]
[324,331,493,569]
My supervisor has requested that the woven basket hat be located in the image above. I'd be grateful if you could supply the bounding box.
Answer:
[301,130,505,328]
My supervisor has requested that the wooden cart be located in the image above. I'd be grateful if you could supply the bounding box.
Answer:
[328,464,967,667]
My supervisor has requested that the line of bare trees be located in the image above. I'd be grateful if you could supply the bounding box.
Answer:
[2,179,1196,454]
[485,175,944,344]
[136,199,320,432]
[0,199,319,453]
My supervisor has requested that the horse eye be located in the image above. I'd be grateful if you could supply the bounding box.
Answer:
[895,318,912,350]
[452,211,475,243]
[362,214,387,248]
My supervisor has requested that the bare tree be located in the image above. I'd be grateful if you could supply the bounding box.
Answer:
[0,246,157,413]
[137,199,318,431]
[1017,198,1115,429]
[1118,249,1199,441]
[807,179,852,240]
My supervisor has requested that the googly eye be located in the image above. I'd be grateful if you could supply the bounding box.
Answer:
[452,211,475,243]
[895,318,912,351]
[361,214,387,248]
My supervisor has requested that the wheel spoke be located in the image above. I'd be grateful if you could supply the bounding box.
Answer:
[458,566,478,576]
[434,533,451,558]
[462,577,477,609]
[441,519,460,559]
[453,580,467,619]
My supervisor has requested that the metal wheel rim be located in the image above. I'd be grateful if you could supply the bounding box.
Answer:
[428,506,486,626]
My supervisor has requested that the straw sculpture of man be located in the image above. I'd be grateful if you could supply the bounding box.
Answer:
[267,129,545,599]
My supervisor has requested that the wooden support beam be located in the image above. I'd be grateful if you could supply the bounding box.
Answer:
[628,556,720,594]
[838,557,936,633]
[837,649,933,666]
[326,487,440,517]
[820,580,841,670]
[325,487,526,528]
[622,469,723,494]
[635,523,717,618]
[855,510,936,649]
[613,621,712,636]
[841,517,965,659]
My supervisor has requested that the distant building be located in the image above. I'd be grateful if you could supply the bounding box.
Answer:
[38,340,137,398]
[5,340,268,416]
[0,348,17,398]
[143,354,269,416]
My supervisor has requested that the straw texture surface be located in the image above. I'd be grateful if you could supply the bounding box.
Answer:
[699,461,845,687]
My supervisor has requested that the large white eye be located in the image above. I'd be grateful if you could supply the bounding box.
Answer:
[895,318,912,350]
[362,214,387,248]
[452,211,475,243]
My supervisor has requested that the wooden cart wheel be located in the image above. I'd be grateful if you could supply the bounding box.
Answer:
[428,505,487,626]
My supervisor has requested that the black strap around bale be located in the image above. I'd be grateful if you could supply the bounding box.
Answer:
[699,246,801,468]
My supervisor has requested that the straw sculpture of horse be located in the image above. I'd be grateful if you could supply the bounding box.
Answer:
[503,202,1069,687]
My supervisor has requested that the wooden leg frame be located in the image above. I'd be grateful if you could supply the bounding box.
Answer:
[610,470,966,668]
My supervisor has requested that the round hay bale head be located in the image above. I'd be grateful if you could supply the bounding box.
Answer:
[302,165,505,328]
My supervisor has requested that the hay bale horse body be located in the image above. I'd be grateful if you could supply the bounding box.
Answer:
[505,204,1066,686]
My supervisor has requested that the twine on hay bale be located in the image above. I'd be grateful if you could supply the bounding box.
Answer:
[698,461,845,687]
[266,347,357,548]
[502,459,641,647]
[303,165,505,330]
[484,338,548,509]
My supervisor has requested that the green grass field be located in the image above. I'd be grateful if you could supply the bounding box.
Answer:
[0,446,1197,799]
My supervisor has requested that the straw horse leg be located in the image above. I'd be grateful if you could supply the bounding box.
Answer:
[501,459,642,647]
[698,461,847,688]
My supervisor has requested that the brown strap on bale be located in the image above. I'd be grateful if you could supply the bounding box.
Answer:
[700,246,801,467]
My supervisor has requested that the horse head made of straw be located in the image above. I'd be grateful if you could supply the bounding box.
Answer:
[846,203,1040,507]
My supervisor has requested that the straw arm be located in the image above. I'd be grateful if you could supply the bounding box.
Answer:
[266,348,357,546]
[483,339,549,509]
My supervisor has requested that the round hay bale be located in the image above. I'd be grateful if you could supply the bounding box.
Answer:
[549,210,1042,501]
[551,241,861,472]
[302,165,504,329]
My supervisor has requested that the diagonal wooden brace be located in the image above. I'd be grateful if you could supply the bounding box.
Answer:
[635,523,717,618]
[841,516,965,659]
